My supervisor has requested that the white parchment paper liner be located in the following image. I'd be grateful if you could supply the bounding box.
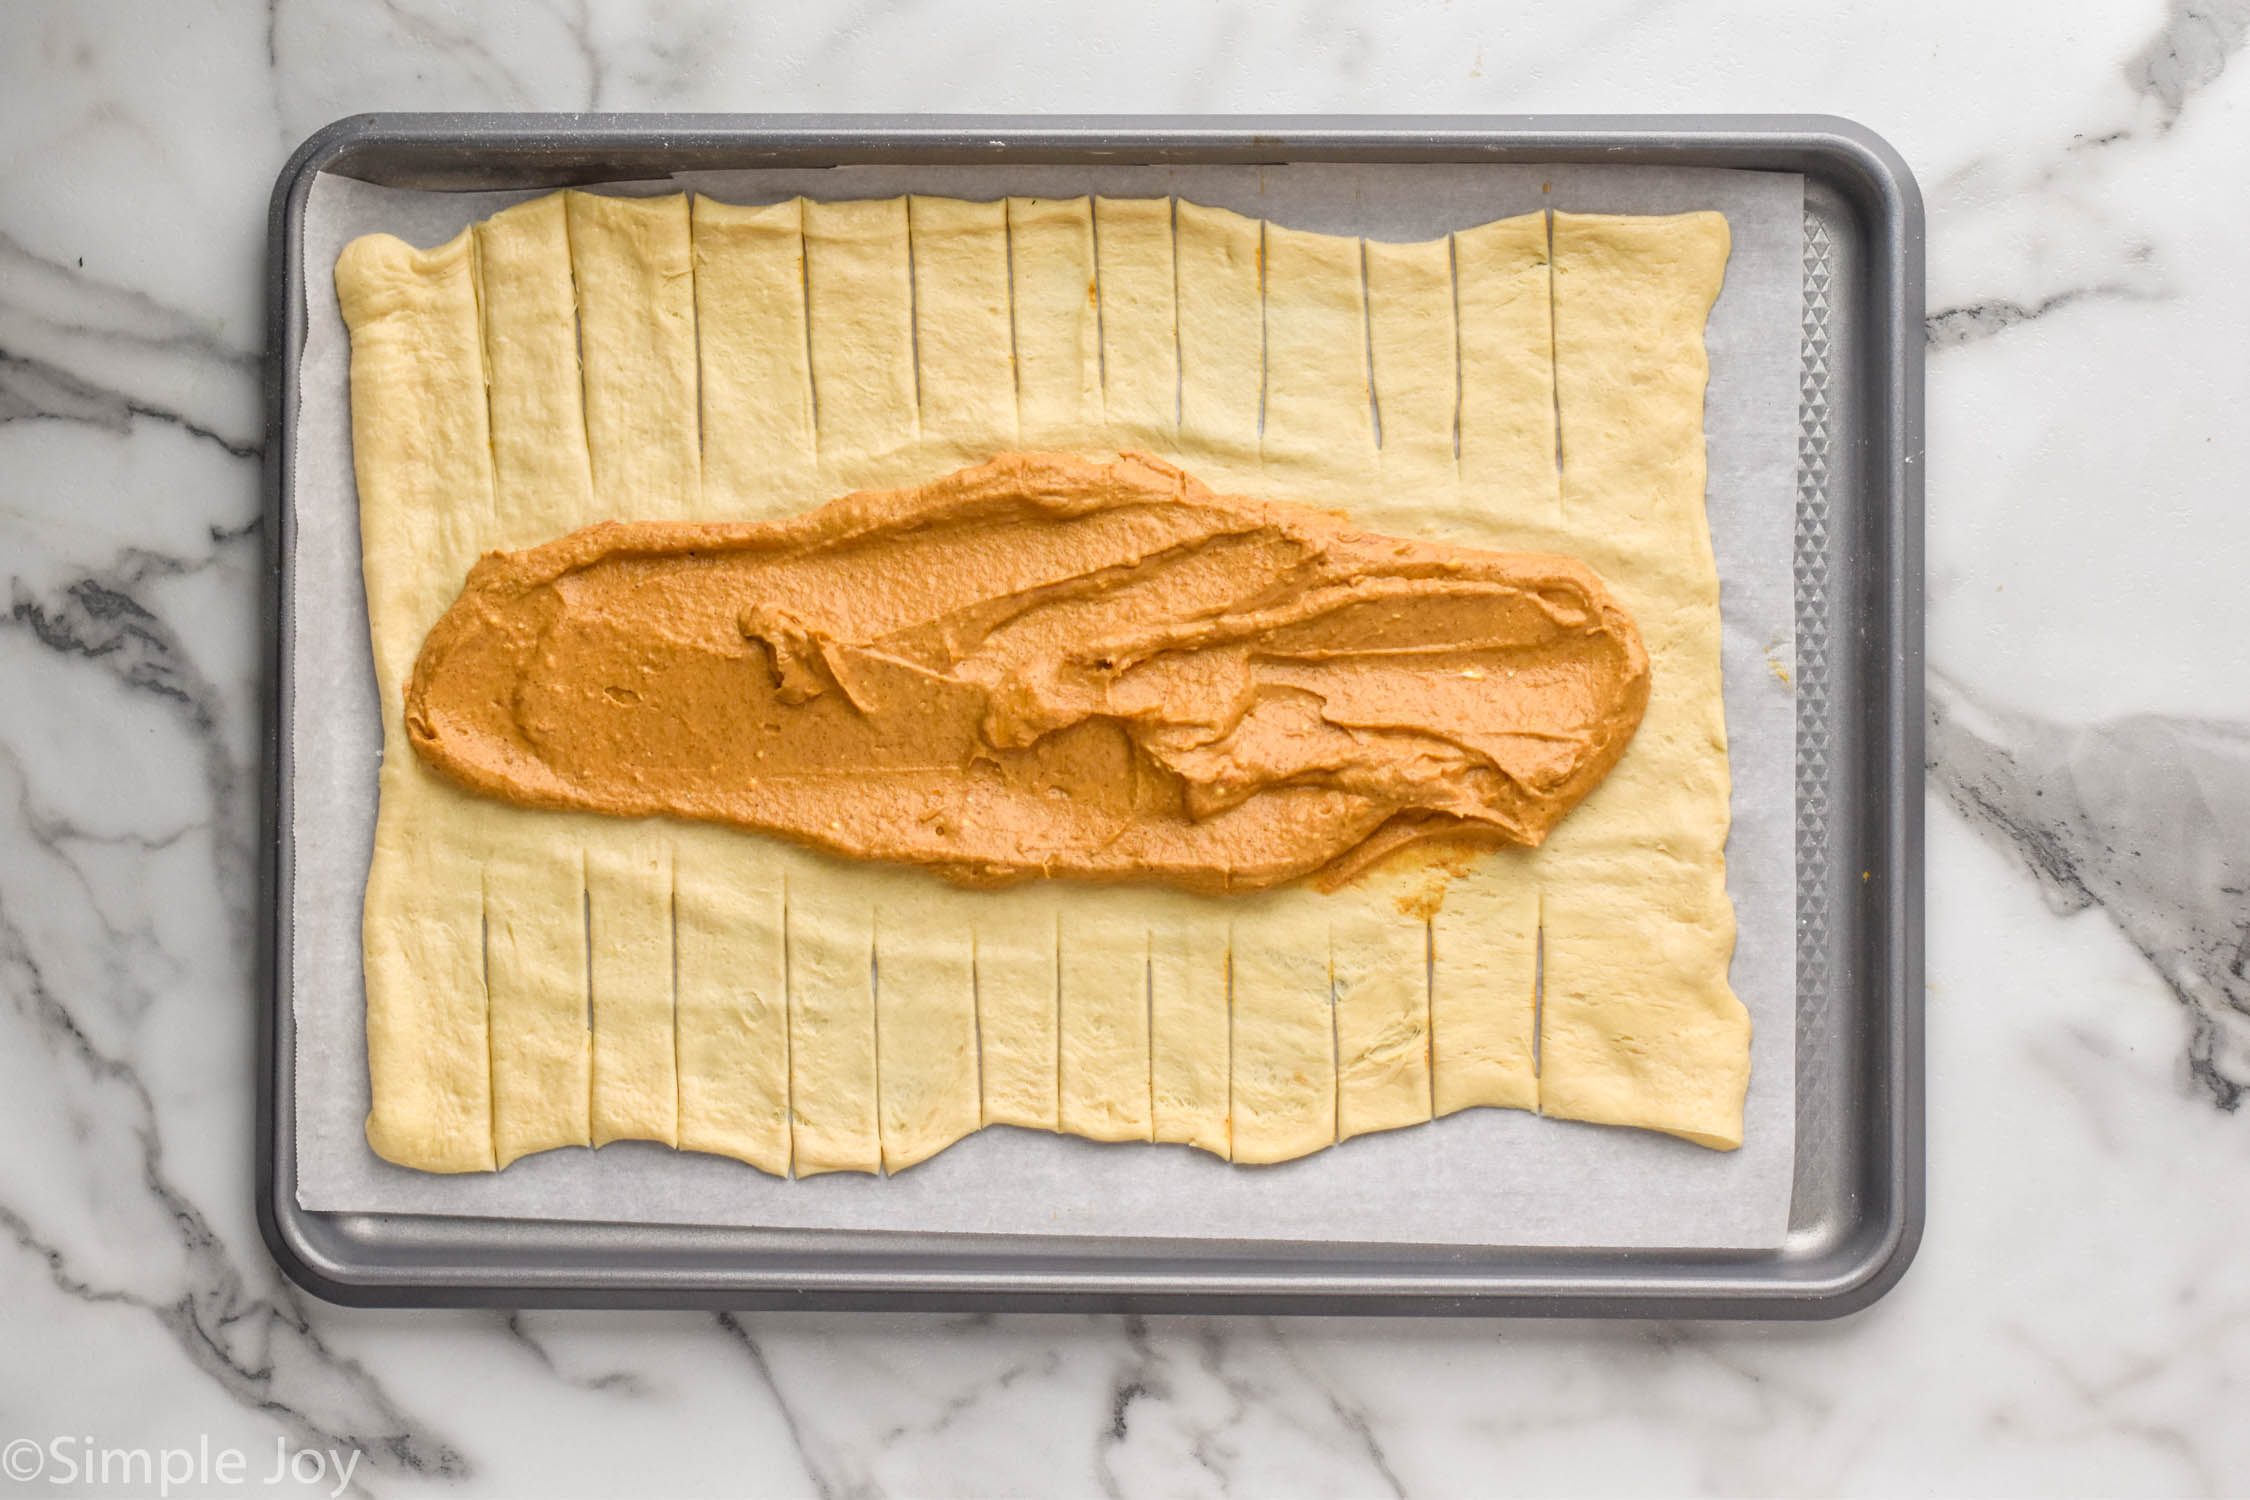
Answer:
[290,161,1802,1248]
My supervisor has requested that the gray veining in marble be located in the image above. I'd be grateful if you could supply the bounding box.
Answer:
[4,0,2250,1495]
[1930,675,2250,1110]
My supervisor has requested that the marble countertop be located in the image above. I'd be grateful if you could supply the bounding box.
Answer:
[4,2,2247,1495]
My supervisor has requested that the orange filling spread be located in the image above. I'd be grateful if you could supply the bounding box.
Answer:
[405,452,1649,892]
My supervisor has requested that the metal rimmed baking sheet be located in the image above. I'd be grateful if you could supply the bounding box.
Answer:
[257,114,1923,1316]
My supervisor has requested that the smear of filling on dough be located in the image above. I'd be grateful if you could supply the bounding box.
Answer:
[405,451,1649,893]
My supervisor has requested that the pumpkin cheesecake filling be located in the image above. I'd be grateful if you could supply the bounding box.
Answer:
[405,450,1649,892]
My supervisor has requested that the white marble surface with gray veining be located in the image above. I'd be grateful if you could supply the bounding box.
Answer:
[3,2,2248,1496]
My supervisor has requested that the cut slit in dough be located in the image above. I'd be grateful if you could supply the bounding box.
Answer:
[338,191,1748,1179]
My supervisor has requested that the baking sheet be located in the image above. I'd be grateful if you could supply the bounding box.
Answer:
[289,161,1801,1249]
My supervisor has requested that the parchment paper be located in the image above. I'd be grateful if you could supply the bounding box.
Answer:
[290,161,1802,1248]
